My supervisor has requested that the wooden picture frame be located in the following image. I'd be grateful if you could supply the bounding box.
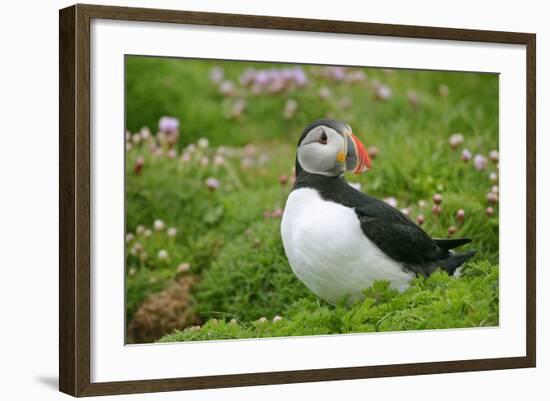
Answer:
[59,3,536,396]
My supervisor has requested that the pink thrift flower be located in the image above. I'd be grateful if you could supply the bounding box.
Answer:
[197,137,209,148]
[367,146,379,159]
[328,66,346,81]
[432,193,443,205]
[486,192,499,204]
[449,133,464,149]
[153,219,165,231]
[213,154,225,166]
[158,116,179,133]
[283,99,298,119]
[375,85,392,101]
[291,67,308,86]
[177,262,191,273]
[279,175,289,185]
[346,70,366,84]
[461,149,472,162]
[474,154,488,171]
[209,66,224,84]
[140,127,151,140]
[206,177,220,191]
[239,68,256,86]
[383,197,398,208]
[489,150,499,163]
[219,80,236,96]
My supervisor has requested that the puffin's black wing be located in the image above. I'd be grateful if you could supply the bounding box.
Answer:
[353,198,474,276]
[354,203,446,264]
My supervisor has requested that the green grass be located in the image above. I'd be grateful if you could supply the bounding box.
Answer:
[125,56,499,343]
[193,219,314,322]
[160,261,498,342]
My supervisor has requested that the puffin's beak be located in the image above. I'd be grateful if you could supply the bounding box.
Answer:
[345,132,372,173]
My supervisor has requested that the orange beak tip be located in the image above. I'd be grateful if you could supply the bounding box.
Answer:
[351,133,372,173]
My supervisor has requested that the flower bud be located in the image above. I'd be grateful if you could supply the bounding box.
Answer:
[153,219,165,232]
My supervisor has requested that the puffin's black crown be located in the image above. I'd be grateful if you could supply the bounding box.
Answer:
[298,119,350,146]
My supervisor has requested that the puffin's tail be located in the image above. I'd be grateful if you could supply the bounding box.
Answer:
[440,249,477,276]
[434,237,471,250]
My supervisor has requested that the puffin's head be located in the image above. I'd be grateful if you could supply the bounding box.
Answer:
[296,119,371,177]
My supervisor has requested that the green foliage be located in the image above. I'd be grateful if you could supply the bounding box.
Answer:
[193,219,314,321]
[160,261,498,342]
[124,147,290,324]
[126,57,498,150]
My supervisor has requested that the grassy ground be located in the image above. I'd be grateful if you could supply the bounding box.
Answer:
[124,56,499,343]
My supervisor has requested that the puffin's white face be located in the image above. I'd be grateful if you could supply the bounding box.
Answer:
[297,124,372,177]
[297,126,346,176]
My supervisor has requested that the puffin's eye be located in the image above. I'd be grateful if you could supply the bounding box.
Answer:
[319,132,328,144]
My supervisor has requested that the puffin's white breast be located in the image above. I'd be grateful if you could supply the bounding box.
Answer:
[281,188,413,304]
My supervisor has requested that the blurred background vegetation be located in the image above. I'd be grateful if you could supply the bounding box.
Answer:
[125,56,499,344]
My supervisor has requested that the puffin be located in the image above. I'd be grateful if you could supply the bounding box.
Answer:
[281,119,476,304]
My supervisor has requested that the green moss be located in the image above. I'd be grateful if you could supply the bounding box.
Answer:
[160,261,498,342]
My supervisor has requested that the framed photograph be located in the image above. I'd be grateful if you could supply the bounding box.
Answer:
[59,4,536,397]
